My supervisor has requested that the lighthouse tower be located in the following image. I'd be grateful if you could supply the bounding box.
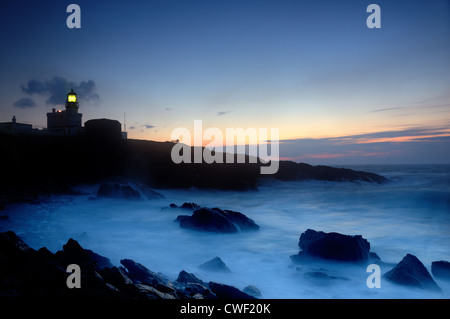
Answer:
[64,89,82,126]
[47,89,83,135]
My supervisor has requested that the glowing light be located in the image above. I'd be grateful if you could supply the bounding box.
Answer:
[68,94,77,102]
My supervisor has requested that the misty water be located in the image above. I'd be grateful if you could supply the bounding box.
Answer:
[2,165,450,298]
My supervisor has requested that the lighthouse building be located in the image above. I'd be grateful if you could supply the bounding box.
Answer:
[47,89,83,136]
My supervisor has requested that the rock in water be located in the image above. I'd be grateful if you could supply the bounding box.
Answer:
[432,260,450,281]
[97,182,140,200]
[243,285,261,297]
[199,257,231,273]
[384,254,441,292]
[294,229,371,263]
[176,207,259,233]
[180,202,201,210]
[176,270,206,285]
[97,181,164,200]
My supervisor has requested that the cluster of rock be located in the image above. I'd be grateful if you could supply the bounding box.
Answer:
[0,231,255,299]
[291,229,449,292]
[172,202,260,233]
[95,180,165,201]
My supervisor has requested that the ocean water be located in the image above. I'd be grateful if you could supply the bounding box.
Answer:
[1,164,449,298]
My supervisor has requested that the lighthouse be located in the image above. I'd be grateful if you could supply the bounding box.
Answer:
[47,89,83,136]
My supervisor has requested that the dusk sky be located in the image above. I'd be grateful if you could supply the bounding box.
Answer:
[1,0,449,164]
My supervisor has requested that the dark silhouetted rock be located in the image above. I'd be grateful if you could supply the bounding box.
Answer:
[132,182,165,200]
[1,134,388,205]
[0,231,118,298]
[99,266,134,289]
[97,181,164,201]
[176,270,206,285]
[120,259,170,287]
[271,161,388,184]
[175,271,214,299]
[55,238,113,270]
[431,260,450,281]
[176,207,259,233]
[180,202,202,210]
[199,257,231,273]
[0,231,265,299]
[0,231,33,256]
[384,254,441,292]
[292,229,371,263]
[209,282,256,299]
[369,252,381,262]
[97,182,139,200]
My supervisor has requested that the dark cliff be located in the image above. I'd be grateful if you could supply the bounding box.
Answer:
[0,133,387,203]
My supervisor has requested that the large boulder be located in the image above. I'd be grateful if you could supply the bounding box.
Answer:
[176,207,259,233]
[292,229,371,263]
[384,254,441,292]
[432,260,450,281]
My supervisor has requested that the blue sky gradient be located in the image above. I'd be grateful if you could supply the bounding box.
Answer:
[1,0,449,164]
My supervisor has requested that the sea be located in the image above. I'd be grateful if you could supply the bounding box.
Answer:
[1,164,449,298]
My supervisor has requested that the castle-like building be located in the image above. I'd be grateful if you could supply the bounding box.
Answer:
[0,89,127,139]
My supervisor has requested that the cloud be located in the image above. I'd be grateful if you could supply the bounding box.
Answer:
[369,107,402,113]
[13,97,36,108]
[217,110,232,116]
[279,125,450,165]
[20,76,100,105]
[131,123,155,130]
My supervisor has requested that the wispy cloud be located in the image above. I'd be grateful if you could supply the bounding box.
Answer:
[369,107,402,113]
[13,97,36,108]
[19,76,100,106]
[217,110,232,116]
[129,123,155,130]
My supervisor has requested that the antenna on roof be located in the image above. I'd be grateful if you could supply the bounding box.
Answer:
[124,112,127,132]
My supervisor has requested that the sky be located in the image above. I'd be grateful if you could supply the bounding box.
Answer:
[1,0,449,165]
